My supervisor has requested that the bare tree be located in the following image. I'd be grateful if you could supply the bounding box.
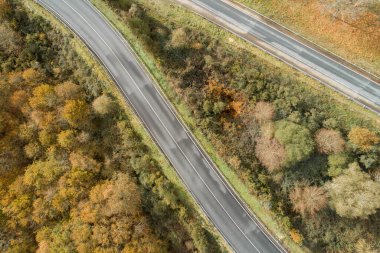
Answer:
[253,101,275,124]
[255,137,286,172]
[315,128,345,154]
[290,184,328,217]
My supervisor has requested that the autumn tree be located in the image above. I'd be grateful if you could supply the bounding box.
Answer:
[326,163,380,218]
[275,120,314,166]
[92,94,114,116]
[22,68,41,82]
[355,238,378,253]
[348,127,379,151]
[9,90,29,109]
[23,159,67,190]
[29,84,58,110]
[54,81,82,100]
[57,130,77,149]
[62,100,91,128]
[0,0,11,18]
[290,184,328,217]
[24,142,42,159]
[253,101,275,123]
[0,22,21,55]
[38,129,55,147]
[255,137,286,172]
[69,152,101,174]
[315,128,345,154]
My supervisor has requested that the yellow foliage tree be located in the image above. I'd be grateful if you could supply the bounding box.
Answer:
[62,100,90,127]
[22,68,41,82]
[348,127,379,151]
[29,84,57,110]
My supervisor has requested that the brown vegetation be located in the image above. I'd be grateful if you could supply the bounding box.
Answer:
[289,184,328,217]
[314,128,345,154]
[253,101,275,123]
[255,137,286,172]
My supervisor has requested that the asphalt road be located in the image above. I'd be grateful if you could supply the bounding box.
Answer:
[184,0,380,113]
[36,0,286,252]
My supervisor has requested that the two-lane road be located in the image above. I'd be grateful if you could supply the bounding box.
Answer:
[181,0,380,113]
[36,0,285,252]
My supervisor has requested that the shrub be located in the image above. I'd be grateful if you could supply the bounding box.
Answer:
[289,229,303,245]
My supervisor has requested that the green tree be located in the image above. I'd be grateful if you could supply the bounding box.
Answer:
[274,120,314,166]
[327,153,349,177]
[326,163,380,218]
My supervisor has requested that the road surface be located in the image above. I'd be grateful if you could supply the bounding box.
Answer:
[181,0,380,113]
[36,0,286,252]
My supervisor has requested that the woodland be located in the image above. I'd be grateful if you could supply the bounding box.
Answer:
[0,1,224,252]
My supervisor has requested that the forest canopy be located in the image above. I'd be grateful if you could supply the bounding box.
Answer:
[0,1,223,252]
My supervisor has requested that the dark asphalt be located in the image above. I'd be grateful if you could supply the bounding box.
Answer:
[36,0,285,252]
[188,0,380,112]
